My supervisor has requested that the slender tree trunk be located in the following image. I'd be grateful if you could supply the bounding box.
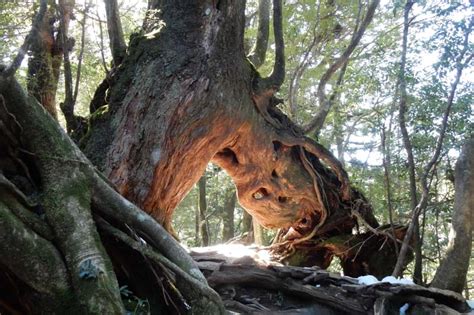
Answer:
[381,127,398,253]
[198,174,210,246]
[242,209,253,237]
[247,0,270,68]
[393,10,473,278]
[195,204,200,246]
[333,111,345,167]
[222,188,236,242]
[253,220,264,245]
[435,207,441,262]
[393,0,419,279]
[431,137,473,293]
[104,0,126,65]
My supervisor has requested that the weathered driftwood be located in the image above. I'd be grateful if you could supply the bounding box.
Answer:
[190,246,471,314]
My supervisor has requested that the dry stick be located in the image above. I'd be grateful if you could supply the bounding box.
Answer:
[392,16,474,277]
[351,233,377,262]
[3,0,47,77]
[302,0,380,134]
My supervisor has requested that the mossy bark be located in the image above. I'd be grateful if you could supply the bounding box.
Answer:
[1,70,223,313]
[0,75,124,314]
[0,200,72,313]
[431,137,473,293]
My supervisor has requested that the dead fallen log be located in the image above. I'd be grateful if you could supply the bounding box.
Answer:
[190,245,471,314]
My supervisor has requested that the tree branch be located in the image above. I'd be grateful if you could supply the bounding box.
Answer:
[0,201,70,304]
[302,0,380,134]
[58,0,77,133]
[104,0,127,66]
[3,0,47,77]
[247,0,271,69]
[256,0,285,93]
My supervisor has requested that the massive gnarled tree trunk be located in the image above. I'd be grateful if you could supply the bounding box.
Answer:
[83,0,403,272]
[0,1,414,313]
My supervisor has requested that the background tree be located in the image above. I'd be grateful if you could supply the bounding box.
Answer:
[431,137,473,293]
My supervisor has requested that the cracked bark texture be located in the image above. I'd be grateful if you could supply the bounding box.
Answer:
[82,0,390,271]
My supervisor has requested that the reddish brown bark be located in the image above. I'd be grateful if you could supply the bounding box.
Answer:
[83,1,400,274]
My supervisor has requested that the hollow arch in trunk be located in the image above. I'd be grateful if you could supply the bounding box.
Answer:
[84,0,394,269]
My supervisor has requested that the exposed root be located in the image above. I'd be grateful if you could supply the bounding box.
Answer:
[297,146,328,238]
[252,95,350,204]
[279,135,351,201]
[97,217,226,314]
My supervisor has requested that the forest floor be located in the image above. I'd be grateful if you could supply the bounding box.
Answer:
[190,245,472,314]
